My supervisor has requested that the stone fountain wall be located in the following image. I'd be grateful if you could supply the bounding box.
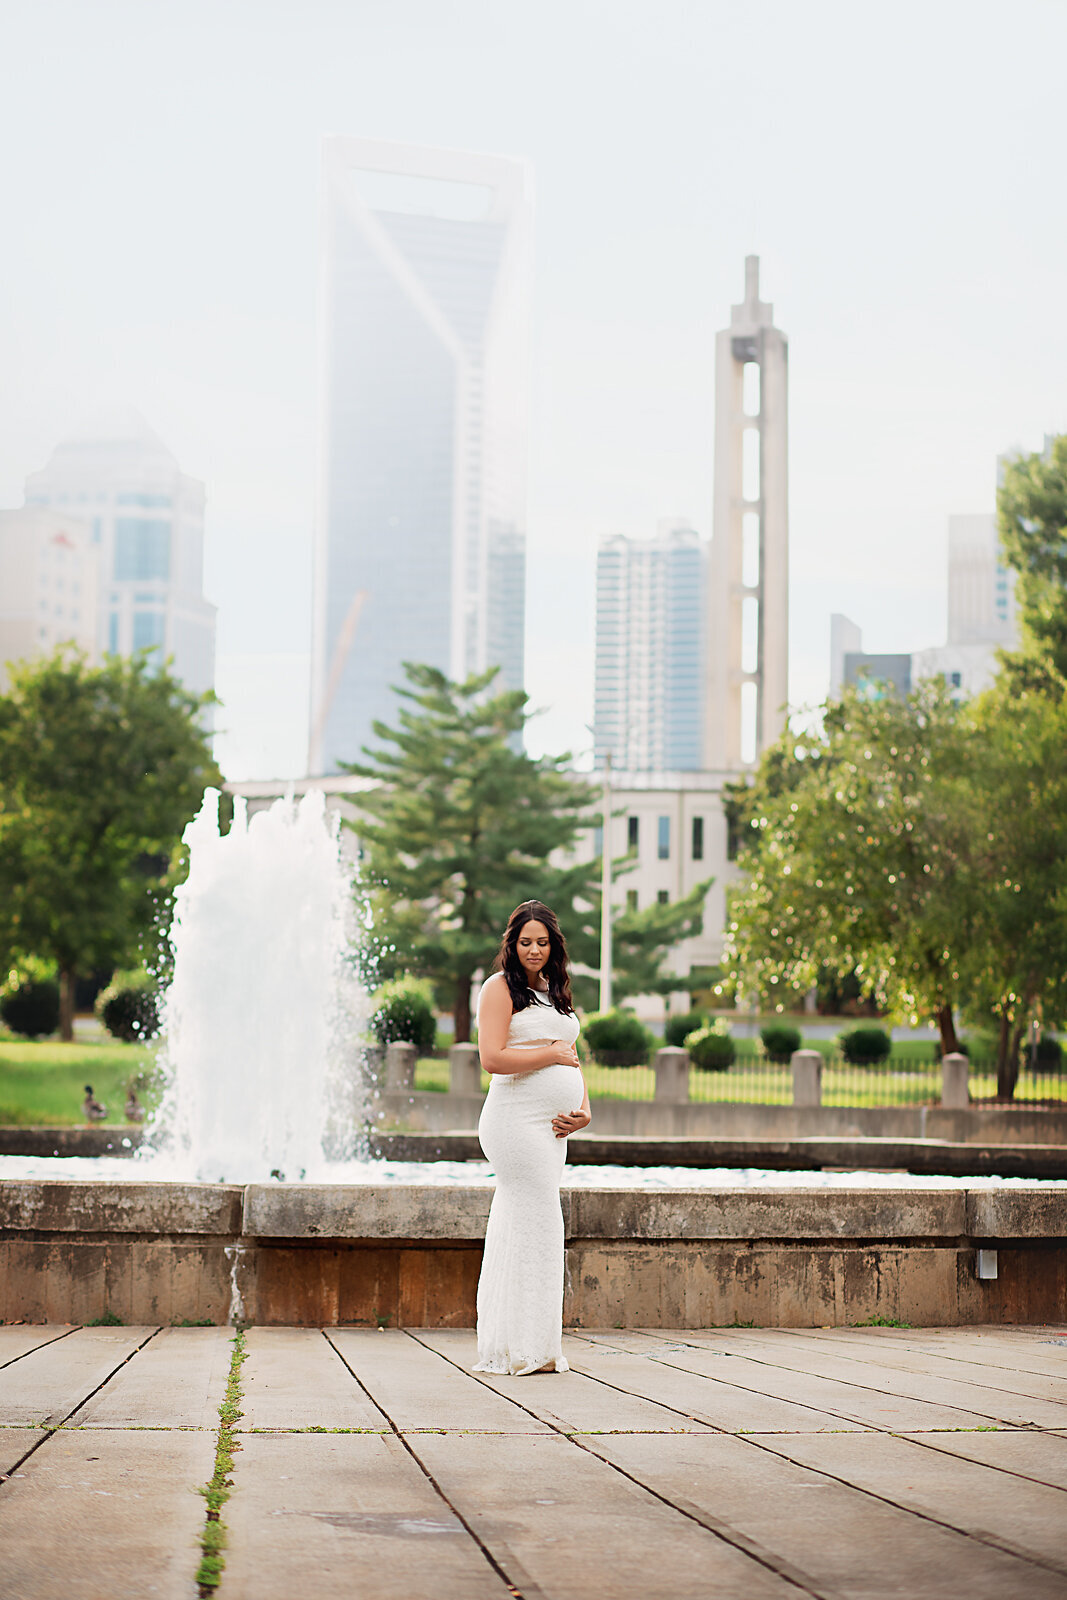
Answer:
[1,1181,1065,1328]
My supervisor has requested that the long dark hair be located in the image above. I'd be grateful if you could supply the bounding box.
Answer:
[493,900,575,1016]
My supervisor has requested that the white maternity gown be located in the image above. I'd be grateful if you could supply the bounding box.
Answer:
[473,978,582,1375]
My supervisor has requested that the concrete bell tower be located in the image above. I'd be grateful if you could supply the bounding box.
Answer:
[704,256,788,768]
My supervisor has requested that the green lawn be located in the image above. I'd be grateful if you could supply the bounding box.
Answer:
[0,1038,158,1125]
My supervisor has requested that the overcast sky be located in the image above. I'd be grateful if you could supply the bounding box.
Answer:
[1,0,1064,776]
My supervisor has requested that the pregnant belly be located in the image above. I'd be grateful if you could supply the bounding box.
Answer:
[494,1063,583,1116]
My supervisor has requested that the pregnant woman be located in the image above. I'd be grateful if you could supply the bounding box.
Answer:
[473,900,591,1375]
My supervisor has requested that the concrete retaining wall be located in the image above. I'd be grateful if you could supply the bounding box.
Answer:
[374,1092,1067,1144]
[2,1179,1064,1329]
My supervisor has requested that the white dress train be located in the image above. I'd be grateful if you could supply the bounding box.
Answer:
[473,979,582,1375]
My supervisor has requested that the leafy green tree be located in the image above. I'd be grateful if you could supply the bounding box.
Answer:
[998,433,1067,680]
[0,649,220,1038]
[965,674,1067,1095]
[345,662,712,1038]
[725,681,980,1056]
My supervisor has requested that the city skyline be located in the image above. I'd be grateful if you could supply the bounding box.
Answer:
[0,2,1064,777]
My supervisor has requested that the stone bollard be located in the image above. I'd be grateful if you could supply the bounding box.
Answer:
[362,1043,385,1091]
[791,1049,823,1107]
[385,1040,416,1093]
[942,1051,969,1110]
[654,1046,690,1103]
[450,1042,482,1096]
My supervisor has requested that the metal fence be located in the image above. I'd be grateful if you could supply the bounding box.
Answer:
[412,1054,1067,1108]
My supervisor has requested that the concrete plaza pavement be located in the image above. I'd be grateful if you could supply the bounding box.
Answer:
[0,1323,1065,1599]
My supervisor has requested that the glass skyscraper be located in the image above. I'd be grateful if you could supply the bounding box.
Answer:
[23,412,216,705]
[310,138,530,772]
[594,522,706,771]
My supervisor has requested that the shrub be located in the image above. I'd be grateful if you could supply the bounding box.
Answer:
[582,1009,654,1067]
[664,1010,708,1048]
[686,1023,736,1071]
[1034,1036,1064,1070]
[760,1023,802,1063]
[96,976,162,1042]
[370,976,437,1054]
[0,978,60,1039]
[838,1025,892,1064]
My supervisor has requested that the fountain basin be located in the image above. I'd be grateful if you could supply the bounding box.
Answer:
[3,1177,1065,1329]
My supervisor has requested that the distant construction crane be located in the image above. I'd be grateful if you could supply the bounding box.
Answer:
[306,588,368,774]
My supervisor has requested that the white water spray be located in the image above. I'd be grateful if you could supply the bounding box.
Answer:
[149,788,366,1182]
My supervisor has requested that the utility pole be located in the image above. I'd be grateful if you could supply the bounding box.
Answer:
[600,752,613,1012]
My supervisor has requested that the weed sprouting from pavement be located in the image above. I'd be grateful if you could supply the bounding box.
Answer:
[195,1327,248,1594]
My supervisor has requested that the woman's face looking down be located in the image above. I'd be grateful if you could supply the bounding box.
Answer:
[516,919,551,983]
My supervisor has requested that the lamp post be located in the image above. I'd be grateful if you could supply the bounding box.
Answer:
[600,751,613,1013]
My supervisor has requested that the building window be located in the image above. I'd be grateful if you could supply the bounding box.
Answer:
[657,816,670,860]
[133,610,165,652]
[108,613,120,653]
[657,889,669,906]
[114,518,170,581]
[627,815,639,851]
[692,816,704,861]
[626,889,638,912]
[950,671,962,689]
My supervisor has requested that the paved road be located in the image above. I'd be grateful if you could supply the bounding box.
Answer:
[1,1322,1065,1599]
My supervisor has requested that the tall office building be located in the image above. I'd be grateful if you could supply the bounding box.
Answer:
[310,137,531,772]
[594,521,705,772]
[705,256,788,769]
[947,513,1017,647]
[0,509,100,693]
[24,413,216,701]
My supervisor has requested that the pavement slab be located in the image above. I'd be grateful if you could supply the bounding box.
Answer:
[0,1428,47,1476]
[327,1328,553,1433]
[0,1424,214,1600]
[793,1327,1067,1384]
[0,1327,75,1368]
[75,1325,233,1430]
[565,1332,871,1433]
[580,1430,1067,1600]
[713,1328,1067,1416]
[0,1327,157,1426]
[222,1430,509,1600]
[240,1327,388,1432]
[761,1429,1067,1578]
[416,1329,714,1433]
[579,1331,992,1433]
[905,1427,1067,1490]
[410,1428,799,1600]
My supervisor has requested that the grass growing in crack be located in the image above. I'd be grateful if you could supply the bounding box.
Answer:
[195,1327,248,1595]
[851,1315,911,1328]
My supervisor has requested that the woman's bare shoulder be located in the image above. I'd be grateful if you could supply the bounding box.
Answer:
[479,971,510,999]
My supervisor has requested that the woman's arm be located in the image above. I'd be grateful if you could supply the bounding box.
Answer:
[552,1069,591,1138]
[477,976,580,1076]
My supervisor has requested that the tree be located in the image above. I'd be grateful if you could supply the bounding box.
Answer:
[725,680,981,1056]
[0,649,220,1038]
[345,664,600,1040]
[965,673,1067,1096]
[345,662,713,1038]
[998,433,1067,680]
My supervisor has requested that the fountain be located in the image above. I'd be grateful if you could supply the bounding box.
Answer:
[151,788,364,1183]
[0,789,1064,1328]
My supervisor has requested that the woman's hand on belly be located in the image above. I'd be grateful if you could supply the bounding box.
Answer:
[552,1106,592,1138]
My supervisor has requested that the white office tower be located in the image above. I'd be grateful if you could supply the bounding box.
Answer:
[0,509,100,692]
[947,514,1017,646]
[24,413,216,701]
[910,513,1019,698]
[594,522,705,771]
[705,256,788,768]
[310,137,531,772]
